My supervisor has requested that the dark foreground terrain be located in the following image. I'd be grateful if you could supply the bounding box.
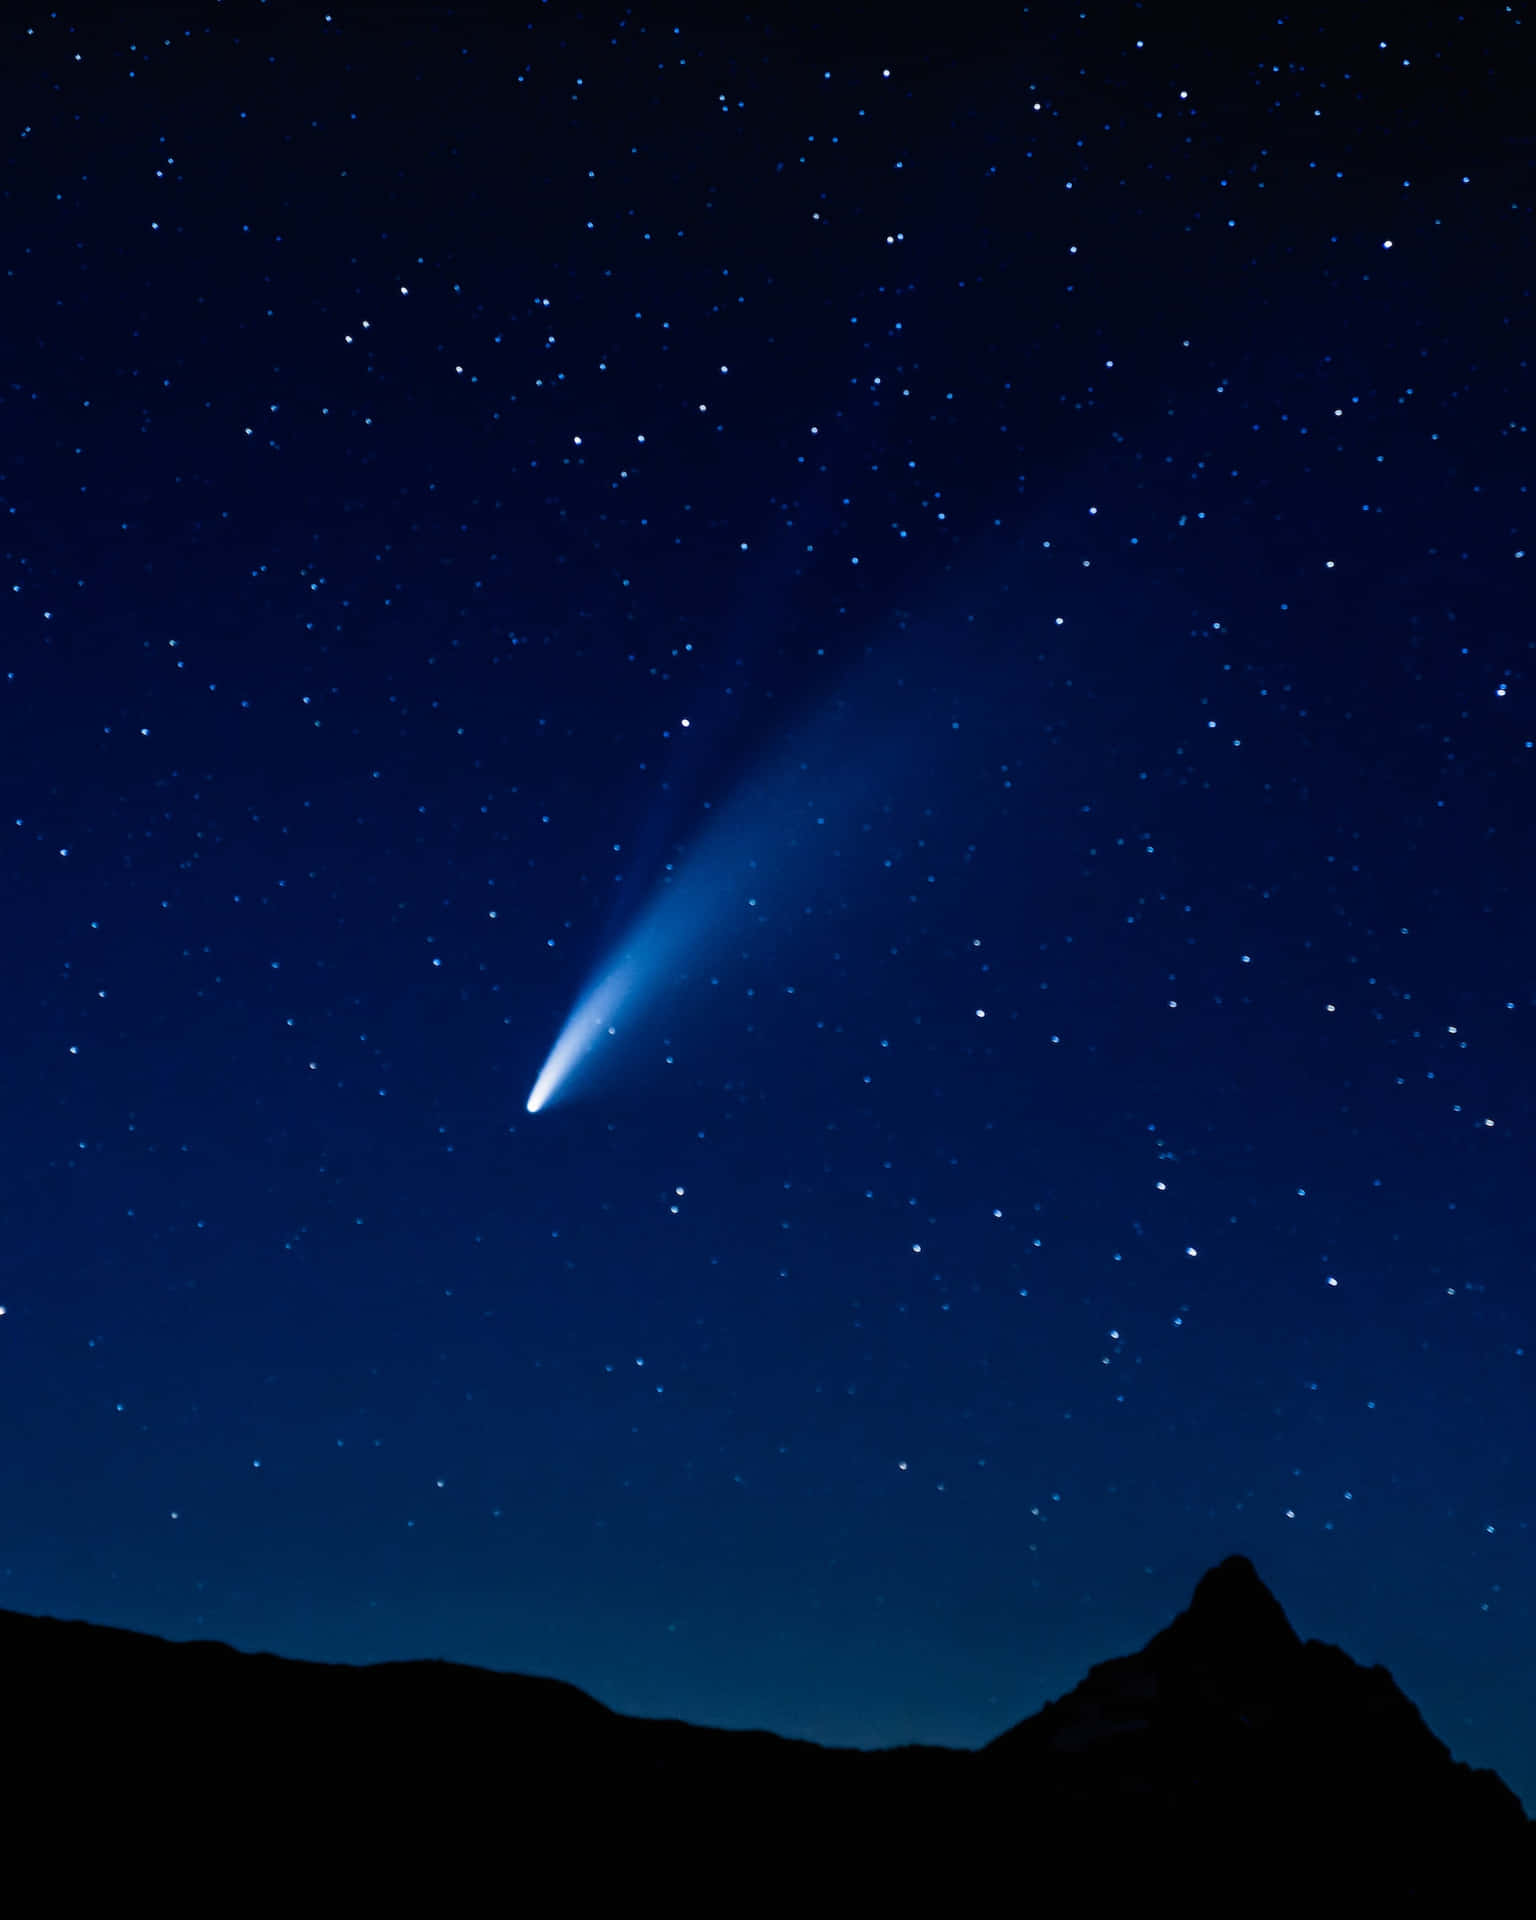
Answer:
[4,1555,1527,1902]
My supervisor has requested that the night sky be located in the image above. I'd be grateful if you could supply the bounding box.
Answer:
[4,1,1533,1807]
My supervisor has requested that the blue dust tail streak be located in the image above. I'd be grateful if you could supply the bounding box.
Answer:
[525,959,635,1112]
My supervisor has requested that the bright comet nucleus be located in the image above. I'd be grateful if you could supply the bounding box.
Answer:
[523,774,770,1117]
[525,959,634,1112]
[524,643,953,1117]
[523,852,713,1113]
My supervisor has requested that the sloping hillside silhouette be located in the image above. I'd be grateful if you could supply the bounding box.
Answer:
[3,1555,1527,1902]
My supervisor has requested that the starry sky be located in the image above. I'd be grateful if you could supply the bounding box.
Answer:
[4,0,1533,1806]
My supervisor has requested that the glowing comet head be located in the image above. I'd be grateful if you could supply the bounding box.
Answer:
[525,653,927,1117]
[523,854,717,1115]
[525,960,635,1112]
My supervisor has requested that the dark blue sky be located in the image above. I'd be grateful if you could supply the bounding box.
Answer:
[4,0,1532,1804]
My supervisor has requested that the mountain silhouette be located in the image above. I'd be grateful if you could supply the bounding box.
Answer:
[3,1555,1527,1901]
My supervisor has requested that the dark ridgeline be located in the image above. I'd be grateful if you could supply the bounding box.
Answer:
[3,1556,1527,1900]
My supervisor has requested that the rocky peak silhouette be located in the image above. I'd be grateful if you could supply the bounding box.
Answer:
[2,1555,1528,1900]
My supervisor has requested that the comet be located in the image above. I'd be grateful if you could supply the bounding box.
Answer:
[524,958,635,1114]
[522,799,751,1115]
[524,637,960,1116]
